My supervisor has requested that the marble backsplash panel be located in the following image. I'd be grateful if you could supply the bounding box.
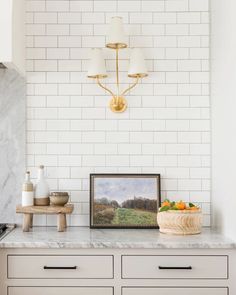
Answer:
[0,69,25,223]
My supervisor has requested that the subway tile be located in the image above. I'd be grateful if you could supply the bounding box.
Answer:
[26,48,46,59]
[189,0,209,11]
[26,1,45,12]
[58,13,82,23]
[47,96,70,107]
[166,0,188,12]
[47,48,70,59]
[46,24,69,35]
[58,36,82,47]
[34,36,57,47]
[81,13,105,24]
[34,13,58,24]
[118,1,141,11]
[47,120,70,131]
[177,12,201,24]
[153,12,176,23]
[59,84,81,95]
[94,1,116,12]
[141,1,164,12]
[130,13,153,24]
[26,24,46,36]
[46,1,69,12]
[70,1,93,12]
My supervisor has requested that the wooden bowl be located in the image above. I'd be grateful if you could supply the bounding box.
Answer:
[157,210,203,235]
[50,192,69,206]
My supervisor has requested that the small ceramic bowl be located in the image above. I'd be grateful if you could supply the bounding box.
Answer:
[50,192,69,206]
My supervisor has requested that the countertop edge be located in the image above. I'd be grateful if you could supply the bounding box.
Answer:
[1,242,236,249]
[0,227,235,250]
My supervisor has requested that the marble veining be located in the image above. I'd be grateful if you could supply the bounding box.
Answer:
[0,227,235,249]
[0,69,25,223]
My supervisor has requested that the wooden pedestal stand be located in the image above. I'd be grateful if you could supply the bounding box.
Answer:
[16,204,74,232]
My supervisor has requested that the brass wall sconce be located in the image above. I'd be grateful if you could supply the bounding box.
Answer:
[87,17,148,113]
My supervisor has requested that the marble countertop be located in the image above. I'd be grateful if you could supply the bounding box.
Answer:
[0,227,235,249]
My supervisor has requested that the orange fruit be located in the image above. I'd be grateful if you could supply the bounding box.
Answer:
[162,200,171,207]
[176,201,186,210]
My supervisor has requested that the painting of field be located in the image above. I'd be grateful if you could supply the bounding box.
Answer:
[91,176,160,227]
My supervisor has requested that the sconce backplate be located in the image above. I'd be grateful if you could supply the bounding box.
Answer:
[110,96,127,113]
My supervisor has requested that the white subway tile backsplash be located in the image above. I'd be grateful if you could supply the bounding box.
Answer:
[46,1,69,12]
[166,24,189,35]
[58,60,82,72]
[26,0,210,226]
[26,24,46,36]
[166,0,188,12]
[166,48,189,59]
[70,25,93,36]
[178,179,202,191]
[59,84,81,95]
[190,48,209,59]
[35,60,57,71]
[94,1,116,12]
[34,107,58,119]
[178,60,201,71]
[189,0,209,12]
[35,84,58,95]
[177,12,201,23]
[118,1,141,12]
[35,36,57,47]
[46,72,70,83]
[47,120,70,131]
[47,96,70,107]
[177,36,201,47]
[34,12,58,24]
[70,1,93,12]
[47,143,70,154]
[142,25,165,36]
[59,36,82,47]
[81,12,105,23]
[47,48,70,59]
[130,13,153,24]
[46,24,69,35]
[26,1,45,12]
[190,24,209,35]
[58,13,82,23]
[141,1,164,12]
[153,12,177,24]
[27,48,46,59]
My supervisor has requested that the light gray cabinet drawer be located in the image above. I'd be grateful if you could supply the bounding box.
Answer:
[8,287,113,295]
[122,287,228,295]
[122,255,228,279]
[8,255,114,279]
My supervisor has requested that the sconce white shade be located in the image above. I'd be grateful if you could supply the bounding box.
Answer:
[106,17,127,49]
[128,48,148,78]
[87,48,107,79]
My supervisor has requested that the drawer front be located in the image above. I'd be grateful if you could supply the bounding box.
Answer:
[8,287,113,295]
[8,255,113,279]
[122,255,228,279]
[122,288,228,295]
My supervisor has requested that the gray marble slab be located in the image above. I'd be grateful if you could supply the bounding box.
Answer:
[0,227,235,249]
[0,69,25,223]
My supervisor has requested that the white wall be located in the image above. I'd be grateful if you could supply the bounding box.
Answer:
[211,0,236,239]
[25,0,210,226]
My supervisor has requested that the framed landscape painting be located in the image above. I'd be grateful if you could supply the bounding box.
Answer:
[90,174,161,229]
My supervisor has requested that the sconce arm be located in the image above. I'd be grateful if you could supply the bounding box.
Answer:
[120,77,139,96]
[96,77,116,98]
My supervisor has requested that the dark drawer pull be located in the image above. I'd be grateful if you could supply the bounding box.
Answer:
[44,266,77,270]
[158,266,192,270]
